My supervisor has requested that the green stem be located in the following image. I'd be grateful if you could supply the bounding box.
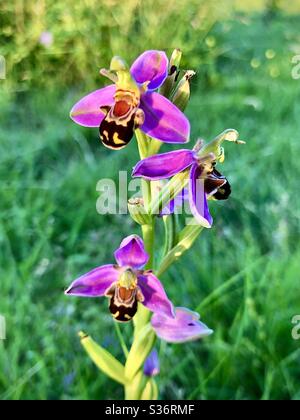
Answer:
[132,222,155,336]
[125,130,157,400]
[125,130,205,399]
[142,222,155,269]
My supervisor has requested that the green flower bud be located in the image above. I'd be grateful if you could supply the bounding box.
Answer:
[157,225,204,277]
[128,198,152,226]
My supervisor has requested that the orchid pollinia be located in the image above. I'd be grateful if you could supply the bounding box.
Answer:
[66,49,245,400]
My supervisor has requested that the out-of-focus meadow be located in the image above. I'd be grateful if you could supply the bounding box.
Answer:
[1,0,300,400]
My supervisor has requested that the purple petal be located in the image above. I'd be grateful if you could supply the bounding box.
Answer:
[160,197,176,216]
[138,272,175,318]
[189,164,213,228]
[140,92,190,144]
[144,349,160,377]
[132,149,195,180]
[151,307,213,343]
[70,84,116,127]
[65,265,119,297]
[114,235,149,269]
[130,50,168,91]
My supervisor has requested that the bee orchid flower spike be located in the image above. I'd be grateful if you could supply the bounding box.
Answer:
[70,50,190,150]
[66,46,246,401]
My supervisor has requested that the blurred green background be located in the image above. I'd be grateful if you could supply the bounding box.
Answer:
[1,0,300,400]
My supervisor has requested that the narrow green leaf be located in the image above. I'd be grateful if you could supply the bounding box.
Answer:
[157,224,203,277]
[133,304,151,337]
[125,324,156,381]
[79,331,127,385]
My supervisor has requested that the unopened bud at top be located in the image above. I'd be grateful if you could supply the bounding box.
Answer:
[169,48,182,75]
[199,129,245,163]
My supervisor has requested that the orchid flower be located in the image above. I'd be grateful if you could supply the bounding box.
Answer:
[144,349,160,377]
[65,235,174,322]
[70,50,190,150]
[132,146,231,228]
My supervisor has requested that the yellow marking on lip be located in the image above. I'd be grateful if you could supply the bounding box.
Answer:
[113,311,120,318]
[113,132,126,145]
[124,314,132,320]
